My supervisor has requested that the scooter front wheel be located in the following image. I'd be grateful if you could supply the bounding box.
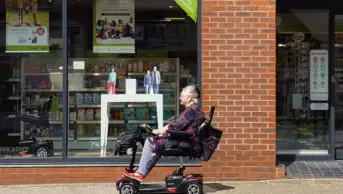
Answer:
[185,182,203,194]
[119,182,138,194]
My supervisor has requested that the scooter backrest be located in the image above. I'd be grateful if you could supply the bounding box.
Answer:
[195,105,216,140]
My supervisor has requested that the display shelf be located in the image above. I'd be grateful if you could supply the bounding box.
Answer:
[49,121,63,124]
[36,137,119,141]
[18,57,192,151]
[23,103,176,109]
[43,119,170,125]
[8,78,21,82]
[24,88,175,93]
[75,120,125,124]
[7,96,20,100]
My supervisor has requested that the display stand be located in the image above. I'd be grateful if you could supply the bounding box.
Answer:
[100,94,164,157]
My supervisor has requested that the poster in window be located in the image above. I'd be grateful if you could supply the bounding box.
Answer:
[5,0,49,53]
[93,0,135,53]
[310,50,329,101]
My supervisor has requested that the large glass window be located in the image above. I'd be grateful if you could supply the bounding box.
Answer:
[64,0,198,158]
[0,0,62,159]
[0,0,198,161]
[276,7,331,155]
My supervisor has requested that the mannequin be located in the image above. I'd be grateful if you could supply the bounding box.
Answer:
[107,65,117,94]
[144,70,152,94]
[152,66,160,94]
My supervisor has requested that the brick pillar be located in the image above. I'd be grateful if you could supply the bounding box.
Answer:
[201,0,283,180]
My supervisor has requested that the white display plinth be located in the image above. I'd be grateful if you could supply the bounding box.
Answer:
[100,94,164,157]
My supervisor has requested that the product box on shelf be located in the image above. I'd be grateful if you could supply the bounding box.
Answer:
[95,108,101,120]
[70,112,77,121]
[95,124,101,136]
[77,125,86,137]
[84,93,93,104]
[69,95,75,105]
[77,109,86,120]
[124,108,135,120]
[76,93,84,105]
[93,93,101,104]
[86,109,94,120]
[135,107,148,120]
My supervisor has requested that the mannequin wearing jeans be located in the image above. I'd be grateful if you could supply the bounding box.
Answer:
[144,70,152,94]
[107,66,117,94]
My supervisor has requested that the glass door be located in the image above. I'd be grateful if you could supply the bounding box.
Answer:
[276,10,331,156]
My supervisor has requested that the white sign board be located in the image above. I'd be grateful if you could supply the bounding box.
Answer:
[310,50,329,101]
[310,103,329,110]
[125,79,136,94]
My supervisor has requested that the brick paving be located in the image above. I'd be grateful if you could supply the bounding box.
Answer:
[285,161,343,179]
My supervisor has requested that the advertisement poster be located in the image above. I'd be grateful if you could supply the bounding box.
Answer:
[93,0,135,53]
[5,0,49,53]
[310,50,329,101]
[174,0,197,22]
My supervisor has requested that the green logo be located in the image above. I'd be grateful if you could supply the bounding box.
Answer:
[174,0,197,22]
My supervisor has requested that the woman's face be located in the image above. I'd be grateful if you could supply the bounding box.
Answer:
[179,90,192,107]
[147,70,150,75]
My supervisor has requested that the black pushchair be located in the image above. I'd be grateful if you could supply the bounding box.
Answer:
[114,130,147,156]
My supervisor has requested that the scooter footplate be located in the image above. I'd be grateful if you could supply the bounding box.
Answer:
[139,184,169,193]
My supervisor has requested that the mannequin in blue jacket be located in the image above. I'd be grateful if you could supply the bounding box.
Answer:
[144,70,152,94]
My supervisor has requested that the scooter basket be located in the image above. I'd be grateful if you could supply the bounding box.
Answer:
[114,131,138,155]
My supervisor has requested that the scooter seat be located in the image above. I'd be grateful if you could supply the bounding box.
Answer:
[161,148,190,157]
[160,142,193,157]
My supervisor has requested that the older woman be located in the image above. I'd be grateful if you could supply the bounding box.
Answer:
[124,85,205,182]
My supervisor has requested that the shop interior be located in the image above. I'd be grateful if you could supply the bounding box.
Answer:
[0,0,198,158]
[276,0,343,157]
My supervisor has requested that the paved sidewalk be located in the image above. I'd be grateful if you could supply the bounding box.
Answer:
[1,179,343,194]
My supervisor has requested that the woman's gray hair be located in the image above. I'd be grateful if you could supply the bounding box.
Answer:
[182,85,200,104]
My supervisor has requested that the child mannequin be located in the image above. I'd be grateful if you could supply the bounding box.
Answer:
[144,70,152,94]
[108,65,117,94]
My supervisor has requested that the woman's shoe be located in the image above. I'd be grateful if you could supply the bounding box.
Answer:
[124,172,144,182]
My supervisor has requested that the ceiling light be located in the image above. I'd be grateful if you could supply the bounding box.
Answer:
[169,6,173,8]
[164,17,185,21]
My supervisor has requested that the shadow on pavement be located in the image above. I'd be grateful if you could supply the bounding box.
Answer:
[204,183,235,193]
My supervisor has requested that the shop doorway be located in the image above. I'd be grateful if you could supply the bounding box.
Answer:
[276,0,335,159]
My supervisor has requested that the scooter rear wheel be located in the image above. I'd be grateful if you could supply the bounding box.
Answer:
[119,182,137,194]
[185,182,203,194]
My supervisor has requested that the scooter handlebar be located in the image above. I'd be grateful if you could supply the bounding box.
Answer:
[138,124,155,134]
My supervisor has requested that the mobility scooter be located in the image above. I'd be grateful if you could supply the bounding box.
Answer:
[116,106,222,194]
[14,97,54,158]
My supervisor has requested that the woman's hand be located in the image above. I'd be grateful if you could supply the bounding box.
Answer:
[152,126,168,136]
[159,126,168,134]
[152,130,159,135]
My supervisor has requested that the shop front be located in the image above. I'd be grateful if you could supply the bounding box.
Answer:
[0,0,283,184]
[275,0,343,161]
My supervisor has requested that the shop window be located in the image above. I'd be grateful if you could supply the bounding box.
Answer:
[0,0,62,159]
[0,0,199,161]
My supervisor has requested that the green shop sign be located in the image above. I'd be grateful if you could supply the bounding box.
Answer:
[174,0,197,22]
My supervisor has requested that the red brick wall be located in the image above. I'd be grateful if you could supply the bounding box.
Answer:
[201,0,283,180]
[0,0,284,185]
